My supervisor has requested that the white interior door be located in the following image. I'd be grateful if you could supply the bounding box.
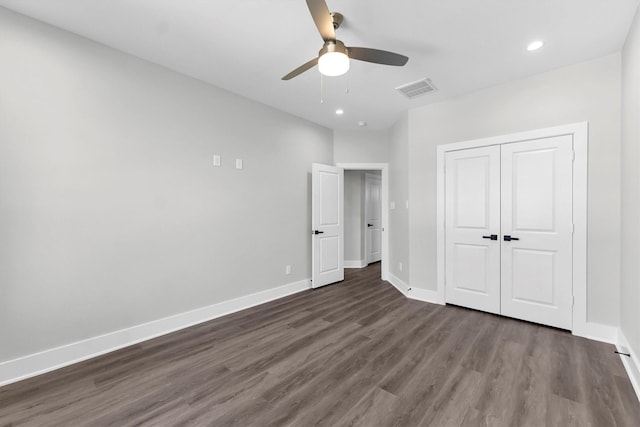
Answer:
[500,136,574,329]
[365,173,382,264]
[445,146,501,314]
[312,163,344,289]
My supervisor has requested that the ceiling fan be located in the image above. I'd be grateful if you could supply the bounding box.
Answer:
[282,0,409,80]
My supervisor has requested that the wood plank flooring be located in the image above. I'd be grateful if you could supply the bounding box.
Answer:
[1,263,639,426]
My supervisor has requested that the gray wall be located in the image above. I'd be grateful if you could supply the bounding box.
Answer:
[0,8,333,363]
[333,129,390,163]
[621,8,640,358]
[389,115,410,284]
[405,54,622,326]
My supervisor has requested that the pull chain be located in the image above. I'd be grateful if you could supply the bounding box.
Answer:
[319,71,350,103]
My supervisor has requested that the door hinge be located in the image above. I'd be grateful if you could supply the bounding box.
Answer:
[572,151,576,161]
[572,295,575,307]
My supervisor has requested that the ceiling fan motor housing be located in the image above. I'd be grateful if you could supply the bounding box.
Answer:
[319,39,348,57]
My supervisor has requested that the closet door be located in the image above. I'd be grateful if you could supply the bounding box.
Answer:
[445,146,501,314]
[500,136,574,330]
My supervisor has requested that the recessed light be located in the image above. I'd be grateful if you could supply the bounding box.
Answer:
[527,40,544,51]
[336,109,344,115]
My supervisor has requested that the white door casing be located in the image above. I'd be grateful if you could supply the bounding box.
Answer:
[365,173,382,264]
[312,163,344,288]
[336,163,389,282]
[445,146,501,314]
[437,123,590,338]
[500,136,574,330]
[443,135,574,330]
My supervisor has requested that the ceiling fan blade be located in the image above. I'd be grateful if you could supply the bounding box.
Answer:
[306,0,336,41]
[282,57,319,80]
[347,47,409,66]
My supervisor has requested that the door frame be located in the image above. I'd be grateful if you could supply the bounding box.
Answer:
[337,163,389,281]
[364,172,382,265]
[436,122,589,336]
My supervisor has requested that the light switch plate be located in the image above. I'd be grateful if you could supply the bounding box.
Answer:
[236,159,243,169]
[213,155,221,167]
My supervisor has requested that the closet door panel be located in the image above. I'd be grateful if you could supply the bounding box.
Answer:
[445,146,501,314]
[500,136,574,330]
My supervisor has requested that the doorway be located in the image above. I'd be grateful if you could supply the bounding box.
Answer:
[344,171,382,269]
[337,163,389,281]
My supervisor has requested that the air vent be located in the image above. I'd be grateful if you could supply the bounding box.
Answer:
[395,78,438,99]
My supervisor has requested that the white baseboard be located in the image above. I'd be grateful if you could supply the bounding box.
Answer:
[0,279,311,388]
[387,273,409,295]
[618,329,640,403]
[388,274,443,305]
[573,321,618,344]
[387,275,618,344]
[345,260,367,269]
[407,286,445,305]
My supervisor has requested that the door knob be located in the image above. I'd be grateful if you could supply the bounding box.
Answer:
[504,235,520,241]
[482,234,498,241]
[313,230,324,235]
[367,224,374,227]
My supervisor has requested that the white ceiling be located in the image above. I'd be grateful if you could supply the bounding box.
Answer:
[0,0,637,130]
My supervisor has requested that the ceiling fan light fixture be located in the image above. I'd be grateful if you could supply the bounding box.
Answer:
[318,40,350,77]
[319,52,349,76]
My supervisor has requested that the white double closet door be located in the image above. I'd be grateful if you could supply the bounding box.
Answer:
[445,136,574,330]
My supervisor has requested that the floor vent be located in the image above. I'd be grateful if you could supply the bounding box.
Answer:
[395,78,438,99]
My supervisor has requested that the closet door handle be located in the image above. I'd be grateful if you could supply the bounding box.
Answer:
[482,235,498,241]
[504,235,519,241]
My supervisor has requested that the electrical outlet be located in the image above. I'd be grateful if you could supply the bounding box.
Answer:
[213,155,221,167]
[285,265,292,275]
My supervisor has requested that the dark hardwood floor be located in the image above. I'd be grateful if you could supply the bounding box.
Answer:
[1,263,639,426]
